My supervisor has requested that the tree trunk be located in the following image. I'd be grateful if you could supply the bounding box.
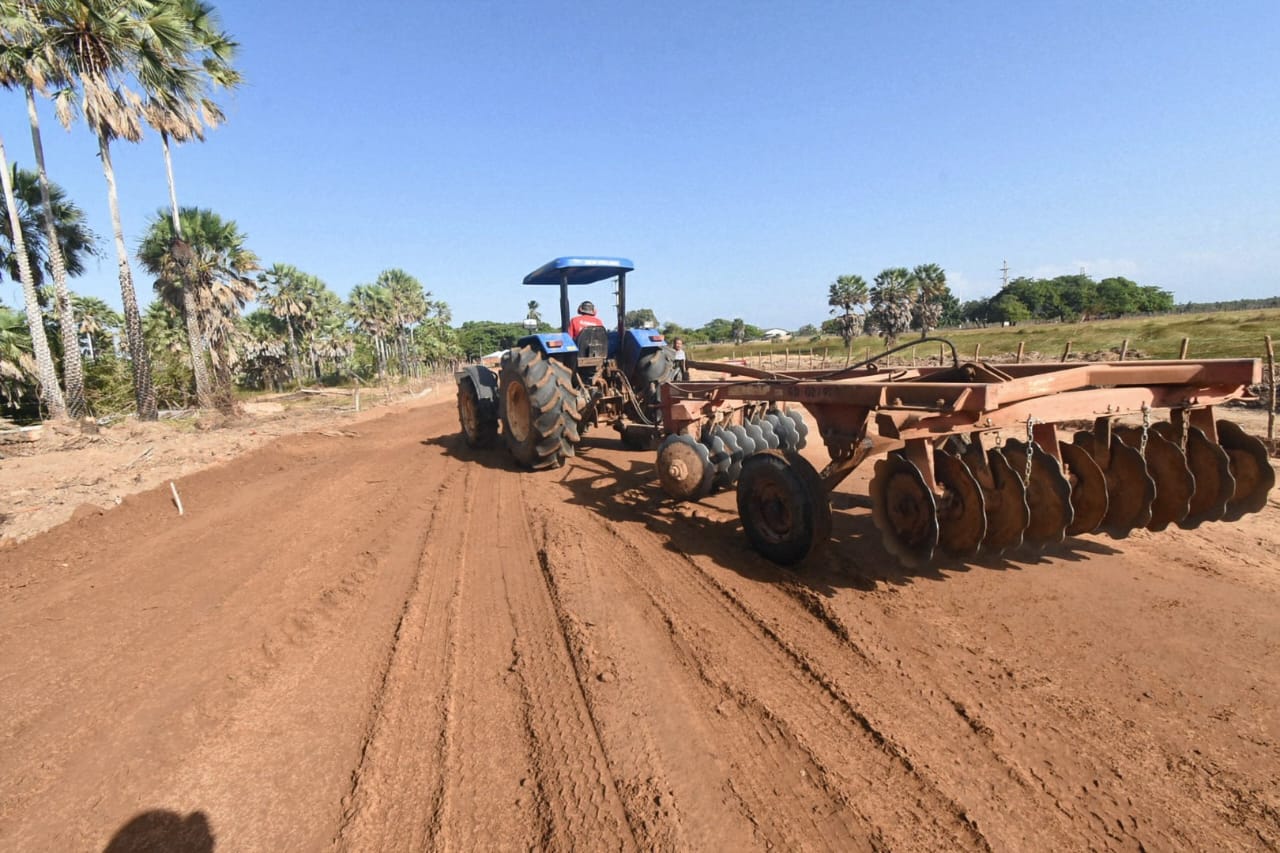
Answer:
[181,287,215,409]
[98,133,156,420]
[26,85,84,418]
[285,316,302,388]
[162,133,215,409]
[0,133,66,419]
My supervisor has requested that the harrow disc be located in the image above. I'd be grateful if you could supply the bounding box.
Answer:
[1059,441,1108,535]
[756,416,781,450]
[768,412,800,452]
[1217,420,1276,521]
[736,450,832,565]
[955,439,1029,555]
[728,423,756,458]
[785,409,809,449]
[1000,440,1073,548]
[1152,423,1233,528]
[1114,427,1193,532]
[705,431,734,492]
[719,426,745,486]
[1075,432,1154,538]
[934,447,986,559]
[656,434,714,501]
[869,451,939,567]
[743,421,767,454]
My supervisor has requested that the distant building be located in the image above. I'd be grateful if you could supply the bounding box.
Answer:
[763,329,791,341]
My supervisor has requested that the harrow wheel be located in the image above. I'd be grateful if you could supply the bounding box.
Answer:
[955,439,1028,555]
[1152,423,1233,528]
[1000,439,1073,548]
[1074,431,1154,539]
[1114,427,1193,532]
[1217,420,1276,521]
[737,450,831,565]
[933,447,986,560]
[1059,442,1108,535]
[870,451,939,567]
[657,434,714,501]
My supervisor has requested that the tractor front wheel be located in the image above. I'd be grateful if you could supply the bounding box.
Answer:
[457,376,498,448]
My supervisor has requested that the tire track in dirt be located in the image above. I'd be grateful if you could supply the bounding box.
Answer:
[541,446,1278,851]
[0,402,466,850]
[336,451,636,851]
[529,465,987,851]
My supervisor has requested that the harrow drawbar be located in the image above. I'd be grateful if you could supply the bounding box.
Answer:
[656,342,1275,567]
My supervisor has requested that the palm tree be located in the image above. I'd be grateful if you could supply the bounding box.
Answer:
[72,294,120,361]
[526,299,540,324]
[827,274,868,351]
[0,3,92,415]
[349,283,394,379]
[0,133,65,417]
[869,267,915,347]
[258,263,310,386]
[141,0,239,402]
[910,263,947,338]
[137,206,258,412]
[0,303,36,408]
[0,165,97,291]
[39,0,201,421]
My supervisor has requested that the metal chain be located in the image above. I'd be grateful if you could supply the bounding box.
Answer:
[1024,416,1037,483]
[1139,404,1150,456]
[1178,411,1189,454]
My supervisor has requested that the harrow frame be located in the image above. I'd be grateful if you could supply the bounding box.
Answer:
[657,348,1273,567]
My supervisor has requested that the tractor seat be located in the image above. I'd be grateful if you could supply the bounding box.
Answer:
[575,324,609,366]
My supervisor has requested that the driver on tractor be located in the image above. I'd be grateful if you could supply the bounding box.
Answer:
[568,300,605,339]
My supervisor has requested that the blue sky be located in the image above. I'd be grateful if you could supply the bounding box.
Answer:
[2,0,1278,330]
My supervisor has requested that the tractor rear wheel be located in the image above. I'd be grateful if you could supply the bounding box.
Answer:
[500,345,582,469]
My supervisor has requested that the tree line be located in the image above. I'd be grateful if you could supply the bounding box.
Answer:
[0,2,462,422]
[960,275,1174,325]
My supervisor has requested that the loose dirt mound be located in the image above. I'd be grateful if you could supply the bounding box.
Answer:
[1,398,1277,850]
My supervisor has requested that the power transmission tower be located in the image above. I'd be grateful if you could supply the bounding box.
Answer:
[1000,260,1009,288]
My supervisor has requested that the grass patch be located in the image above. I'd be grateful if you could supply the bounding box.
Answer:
[690,309,1280,363]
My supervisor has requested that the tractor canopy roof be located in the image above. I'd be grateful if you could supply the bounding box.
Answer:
[523,256,634,285]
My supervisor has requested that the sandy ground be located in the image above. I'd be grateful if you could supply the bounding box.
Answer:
[0,387,1277,851]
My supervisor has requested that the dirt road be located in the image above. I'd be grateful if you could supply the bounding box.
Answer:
[2,398,1277,850]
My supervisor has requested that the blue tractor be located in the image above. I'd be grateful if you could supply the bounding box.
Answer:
[455,257,677,469]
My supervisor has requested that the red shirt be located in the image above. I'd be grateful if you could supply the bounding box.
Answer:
[569,314,605,338]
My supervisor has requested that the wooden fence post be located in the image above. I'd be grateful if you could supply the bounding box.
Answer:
[1179,337,1190,359]
[1119,338,1129,361]
[911,345,917,366]
[1016,341,1025,364]
[1061,340,1073,362]
[973,342,981,360]
[939,343,945,365]
[1266,335,1276,454]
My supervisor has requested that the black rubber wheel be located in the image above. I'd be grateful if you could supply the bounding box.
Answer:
[457,376,498,448]
[632,347,678,420]
[499,345,582,470]
[736,450,832,566]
